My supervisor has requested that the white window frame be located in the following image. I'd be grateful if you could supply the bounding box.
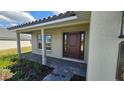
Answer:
[37,34,52,50]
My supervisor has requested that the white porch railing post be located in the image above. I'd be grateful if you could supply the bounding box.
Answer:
[16,32,21,58]
[41,28,47,65]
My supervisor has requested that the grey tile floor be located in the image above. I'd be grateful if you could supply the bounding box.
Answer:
[22,52,87,81]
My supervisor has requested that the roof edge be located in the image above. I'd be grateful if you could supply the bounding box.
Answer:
[8,15,77,31]
[7,11,76,30]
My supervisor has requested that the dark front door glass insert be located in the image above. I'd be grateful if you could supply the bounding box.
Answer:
[63,32,85,60]
[80,33,85,59]
[63,33,68,56]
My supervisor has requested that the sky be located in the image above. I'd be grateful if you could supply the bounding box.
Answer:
[0,11,65,28]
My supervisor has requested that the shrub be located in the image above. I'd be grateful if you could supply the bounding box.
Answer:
[9,70,25,81]
[9,55,18,62]
[0,68,13,80]
[0,55,20,68]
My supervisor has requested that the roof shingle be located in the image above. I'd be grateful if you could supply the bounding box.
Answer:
[7,11,76,30]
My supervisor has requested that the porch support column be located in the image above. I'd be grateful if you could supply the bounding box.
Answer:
[41,28,47,65]
[16,32,21,58]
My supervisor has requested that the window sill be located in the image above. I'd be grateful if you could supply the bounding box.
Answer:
[38,49,52,52]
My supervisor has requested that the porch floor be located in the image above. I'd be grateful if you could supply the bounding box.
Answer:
[21,52,87,81]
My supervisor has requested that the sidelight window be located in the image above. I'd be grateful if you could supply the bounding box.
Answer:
[64,33,67,52]
[80,33,85,59]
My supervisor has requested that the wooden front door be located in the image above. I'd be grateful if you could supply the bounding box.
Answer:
[63,32,85,59]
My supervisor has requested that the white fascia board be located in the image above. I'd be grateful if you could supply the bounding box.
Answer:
[12,16,78,31]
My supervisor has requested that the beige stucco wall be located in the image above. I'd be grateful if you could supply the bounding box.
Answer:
[0,40,31,50]
[87,11,124,81]
[31,24,89,63]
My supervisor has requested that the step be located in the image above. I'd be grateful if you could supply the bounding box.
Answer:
[43,70,73,81]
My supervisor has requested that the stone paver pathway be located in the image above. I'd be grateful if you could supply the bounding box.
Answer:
[43,69,74,81]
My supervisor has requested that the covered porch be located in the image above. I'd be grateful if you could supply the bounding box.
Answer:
[16,25,89,80]
[8,11,90,80]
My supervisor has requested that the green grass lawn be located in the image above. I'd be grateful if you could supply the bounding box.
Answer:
[0,55,19,80]
[0,46,31,56]
[0,46,53,81]
[0,46,31,69]
[0,47,31,80]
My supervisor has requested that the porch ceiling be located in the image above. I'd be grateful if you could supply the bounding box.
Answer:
[18,21,90,34]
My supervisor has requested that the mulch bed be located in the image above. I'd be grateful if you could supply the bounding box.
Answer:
[6,60,54,81]
[70,75,86,81]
